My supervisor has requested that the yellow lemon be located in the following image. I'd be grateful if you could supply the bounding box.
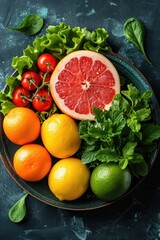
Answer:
[48,158,90,201]
[41,113,81,158]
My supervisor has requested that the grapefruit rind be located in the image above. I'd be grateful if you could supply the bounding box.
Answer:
[50,50,120,120]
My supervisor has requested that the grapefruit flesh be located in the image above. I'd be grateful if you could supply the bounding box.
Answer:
[50,50,120,120]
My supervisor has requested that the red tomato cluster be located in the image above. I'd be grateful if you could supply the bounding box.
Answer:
[12,53,57,112]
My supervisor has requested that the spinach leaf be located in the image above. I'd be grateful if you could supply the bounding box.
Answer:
[8,14,44,35]
[8,193,28,223]
[124,18,151,64]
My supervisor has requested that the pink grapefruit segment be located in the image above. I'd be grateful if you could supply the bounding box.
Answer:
[50,50,120,120]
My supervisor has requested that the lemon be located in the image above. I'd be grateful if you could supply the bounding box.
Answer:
[90,163,131,201]
[41,113,81,158]
[48,158,90,201]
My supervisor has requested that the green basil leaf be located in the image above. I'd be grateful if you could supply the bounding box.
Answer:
[124,18,151,64]
[8,193,28,223]
[8,14,44,36]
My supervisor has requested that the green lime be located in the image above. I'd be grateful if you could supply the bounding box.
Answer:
[90,163,131,201]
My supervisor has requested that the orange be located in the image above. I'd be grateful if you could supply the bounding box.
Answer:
[50,50,120,120]
[13,144,52,181]
[41,113,81,158]
[90,163,131,201]
[48,158,90,201]
[3,107,40,145]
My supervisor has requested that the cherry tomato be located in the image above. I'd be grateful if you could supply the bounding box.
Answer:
[32,89,53,111]
[39,71,52,82]
[12,87,31,107]
[21,71,42,90]
[37,53,57,73]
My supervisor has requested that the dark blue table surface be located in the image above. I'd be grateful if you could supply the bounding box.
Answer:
[1,1,160,239]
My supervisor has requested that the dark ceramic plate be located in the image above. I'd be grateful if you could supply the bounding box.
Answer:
[0,52,160,211]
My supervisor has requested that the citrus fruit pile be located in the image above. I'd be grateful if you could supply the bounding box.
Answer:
[2,50,132,202]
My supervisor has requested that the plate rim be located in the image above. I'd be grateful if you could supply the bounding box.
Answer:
[0,51,160,211]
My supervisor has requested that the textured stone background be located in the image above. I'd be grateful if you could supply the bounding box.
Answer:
[1,1,160,239]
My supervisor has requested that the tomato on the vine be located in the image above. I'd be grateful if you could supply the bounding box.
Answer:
[12,87,31,107]
[21,71,42,91]
[39,71,52,82]
[37,53,57,73]
[32,89,53,111]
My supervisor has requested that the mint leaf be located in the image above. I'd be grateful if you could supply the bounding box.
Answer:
[121,84,139,108]
[111,93,130,114]
[81,145,97,164]
[79,120,96,144]
[127,117,141,132]
[119,158,128,169]
[79,84,160,177]
[136,108,151,121]
[122,142,137,158]
[109,111,126,134]
[96,148,123,163]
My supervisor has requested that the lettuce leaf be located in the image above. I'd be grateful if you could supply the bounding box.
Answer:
[12,56,33,76]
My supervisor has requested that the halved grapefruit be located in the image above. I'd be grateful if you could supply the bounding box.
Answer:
[50,50,120,120]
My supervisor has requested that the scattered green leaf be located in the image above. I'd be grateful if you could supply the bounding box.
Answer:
[124,17,151,64]
[8,14,44,36]
[8,193,28,223]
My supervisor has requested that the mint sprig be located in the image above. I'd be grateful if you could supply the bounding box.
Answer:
[79,84,160,177]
